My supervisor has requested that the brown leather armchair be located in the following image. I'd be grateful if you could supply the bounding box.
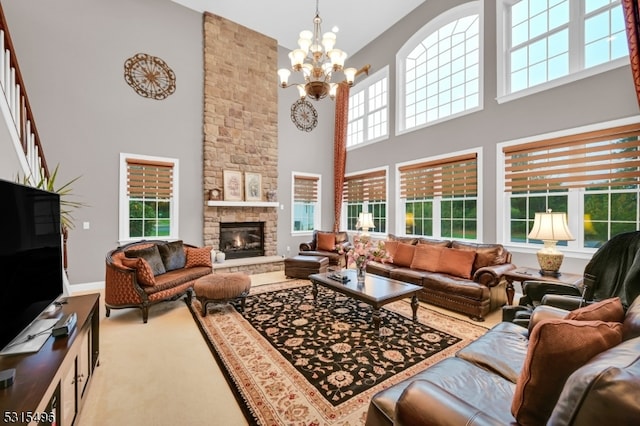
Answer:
[298,230,351,267]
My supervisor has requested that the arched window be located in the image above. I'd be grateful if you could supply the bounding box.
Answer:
[397,2,482,134]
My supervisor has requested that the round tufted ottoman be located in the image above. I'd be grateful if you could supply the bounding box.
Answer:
[194,272,252,316]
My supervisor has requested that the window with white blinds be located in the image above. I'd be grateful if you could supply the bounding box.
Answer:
[342,169,387,233]
[119,153,178,241]
[500,121,640,249]
[292,173,320,233]
[399,152,478,240]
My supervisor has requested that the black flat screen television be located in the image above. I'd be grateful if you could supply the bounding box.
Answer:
[0,178,63,352]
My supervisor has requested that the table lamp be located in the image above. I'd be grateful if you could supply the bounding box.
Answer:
[528,209,575,276]
[357,212,375,237]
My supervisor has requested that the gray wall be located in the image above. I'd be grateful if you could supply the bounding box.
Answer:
[3,0,204,285]
[276,0,640,273]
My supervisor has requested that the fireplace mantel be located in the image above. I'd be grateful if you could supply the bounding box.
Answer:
[207,201,279,208]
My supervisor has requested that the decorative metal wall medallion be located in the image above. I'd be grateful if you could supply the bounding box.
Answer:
[124,53,176,100]
[290,99,318,131]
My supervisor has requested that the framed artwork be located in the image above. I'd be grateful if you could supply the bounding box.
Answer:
[223,170,243,201]
[244,172,262,201]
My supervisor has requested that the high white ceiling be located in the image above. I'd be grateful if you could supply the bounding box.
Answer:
[172,0,426,56]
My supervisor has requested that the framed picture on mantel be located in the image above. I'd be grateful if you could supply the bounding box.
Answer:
[245,172,262,202]
[223,170,243,201]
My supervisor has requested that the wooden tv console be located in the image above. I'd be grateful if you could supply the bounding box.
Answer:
[0,293,100,426]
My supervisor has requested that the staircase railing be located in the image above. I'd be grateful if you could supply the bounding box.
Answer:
[0,2,49,183]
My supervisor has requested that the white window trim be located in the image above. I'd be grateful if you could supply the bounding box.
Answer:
[291,171,321,236]
[495,0,629,104]
[118,152,180,244]
[347,66,390,150]
[396,1,484,136]
[495,115,640,259]
[395,147,483,242]
[341,165,389,237]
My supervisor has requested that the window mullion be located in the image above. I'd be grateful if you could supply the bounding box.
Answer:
[569,0,584,73]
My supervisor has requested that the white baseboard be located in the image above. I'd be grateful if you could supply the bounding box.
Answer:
[68,281,105,294]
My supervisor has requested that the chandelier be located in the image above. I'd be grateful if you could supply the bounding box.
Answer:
[277,0,370,101]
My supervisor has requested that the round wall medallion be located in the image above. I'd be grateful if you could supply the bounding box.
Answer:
[124,53,176,100]
[290,99,318,132]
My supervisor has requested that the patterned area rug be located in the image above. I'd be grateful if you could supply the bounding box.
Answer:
[188,280,488,425]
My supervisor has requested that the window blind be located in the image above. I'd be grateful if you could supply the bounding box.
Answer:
[342,169,387,202]
[399,153,477,199]
[503,123,640,192]
[293,175,319,202]
[126,158,174,198]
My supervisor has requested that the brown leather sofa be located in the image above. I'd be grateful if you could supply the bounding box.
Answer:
[367,236,516,321]
[298,230,351,267]
[105,240,212,322]
[366,295,640,426]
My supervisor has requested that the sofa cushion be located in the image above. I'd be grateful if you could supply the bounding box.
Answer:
[185,246,213,268]
[410,244,443,272]
[388,234,418,245]
[157,240,187,271]
[121,257,157,286]
[456,321,529,383]
[415,237,451,247]
[436,247,476,279]
[316,232,336,251]
[393,243,416,267]
[125,245,166,276]
[422,273,489,300]
[565,297,624,323]
[511,319,623,426]
[146,266,211,294]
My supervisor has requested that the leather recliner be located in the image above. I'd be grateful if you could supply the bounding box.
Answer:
[503,230,640,327]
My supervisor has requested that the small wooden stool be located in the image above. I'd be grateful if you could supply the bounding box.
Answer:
[194,272,252,316]
[284,255,329,279]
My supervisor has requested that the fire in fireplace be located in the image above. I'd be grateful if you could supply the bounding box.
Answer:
[219,222,265,259]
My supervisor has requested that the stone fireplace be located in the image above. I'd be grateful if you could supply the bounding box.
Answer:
[201,13,281,274]
[219,221,265,259]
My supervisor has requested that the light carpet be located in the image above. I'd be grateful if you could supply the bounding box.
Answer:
[188,280,488,425]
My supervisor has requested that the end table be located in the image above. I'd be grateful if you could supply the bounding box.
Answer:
[503,267,583,305]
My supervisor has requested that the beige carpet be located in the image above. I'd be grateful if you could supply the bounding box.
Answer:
[76,271,507,426]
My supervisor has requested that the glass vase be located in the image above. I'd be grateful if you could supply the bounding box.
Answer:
[357,263,366,283]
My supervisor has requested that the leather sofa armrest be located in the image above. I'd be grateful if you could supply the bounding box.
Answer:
[336,240,351,253]
[521,280,583,302]
[528,305,569,332]
[395,380,505,426]
[473,263,516,287]
[299,241,315,251]
[541,294,585,310]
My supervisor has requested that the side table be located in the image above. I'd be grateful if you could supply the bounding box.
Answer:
[503,267,583,305]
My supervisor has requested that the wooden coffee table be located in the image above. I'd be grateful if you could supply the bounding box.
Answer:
[309,271,422,331]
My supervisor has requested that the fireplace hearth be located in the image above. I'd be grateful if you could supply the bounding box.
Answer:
[219,222,265,259]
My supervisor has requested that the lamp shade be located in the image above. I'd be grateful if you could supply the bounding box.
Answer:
[528,211,575,242]
[358,212,375,230]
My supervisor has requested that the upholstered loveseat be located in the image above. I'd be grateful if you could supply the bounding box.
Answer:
[298,230,351,267]
[105,240,212,322]
[366,295,640,426]
[367,235,516,320]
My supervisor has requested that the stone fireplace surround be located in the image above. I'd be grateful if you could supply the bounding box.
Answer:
[202,13,282,274]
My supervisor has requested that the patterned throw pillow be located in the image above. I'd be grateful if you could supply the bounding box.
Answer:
[511,319,622,425]
[564,297,624,323]
[121,257,157,286]
[185,246,213,268]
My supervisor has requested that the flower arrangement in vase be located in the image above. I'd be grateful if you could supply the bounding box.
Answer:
[345,235,392,282]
